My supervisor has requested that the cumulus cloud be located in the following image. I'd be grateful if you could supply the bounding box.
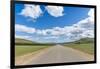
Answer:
[16,9,94,42]
[43,36,59,39]
[15,24,36,34]
[19,5,64,21]
[15,35,30,39]
[35,26,82,36]
[81,30,94,38]
[88,9,94,17]
[35,9,94,39]
[19,4,43,21]
[36,28,62,36]
[70,9,94,38]
[88,9,94,23]
[45,6,64,17]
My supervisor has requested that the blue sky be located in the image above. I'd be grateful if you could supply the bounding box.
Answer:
[15,4,94,43]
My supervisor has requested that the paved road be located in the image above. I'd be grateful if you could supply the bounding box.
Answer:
[28,45,94,65]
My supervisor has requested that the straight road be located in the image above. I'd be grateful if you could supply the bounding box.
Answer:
[28,45,94,65]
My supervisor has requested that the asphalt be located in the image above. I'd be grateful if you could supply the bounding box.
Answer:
[27,45,94,65]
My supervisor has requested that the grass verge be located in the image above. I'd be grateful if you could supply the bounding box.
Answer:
[15,45,50,57]
[64,43,94,55]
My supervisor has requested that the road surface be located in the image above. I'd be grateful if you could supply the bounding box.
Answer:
[26,45,94,65]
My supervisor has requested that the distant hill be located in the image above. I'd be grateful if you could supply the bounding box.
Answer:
[15,38,55,46]
[15,38,34,45]
[69,38,94,44]
[15,38,94,45]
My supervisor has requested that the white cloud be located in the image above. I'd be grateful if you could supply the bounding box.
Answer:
[36,27,63,36]
[15,35,30,39]
[44,36,59,39]
[45,6,64,17]
[81,30,94,38]
[74,9,94,27]
[16,9,94,42]
[35,9,94,39]
[71,9,94,38]
[15,24,36,34]
[19,4,64,21]
[88,9,94,23]
[88,9,94,17]
[19,4,43,20]
[36,29,49,35]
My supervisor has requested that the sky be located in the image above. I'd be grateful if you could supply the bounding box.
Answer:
[15,4,94,43]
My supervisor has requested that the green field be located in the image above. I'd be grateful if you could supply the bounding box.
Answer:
[15,45,50,57]
[64,43,94,55]
[15,38,94,57]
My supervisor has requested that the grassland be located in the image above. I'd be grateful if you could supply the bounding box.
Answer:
[15,45,50,57]
[64,43,94,55]
[15,38,94,57]
[15,38,53,57]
